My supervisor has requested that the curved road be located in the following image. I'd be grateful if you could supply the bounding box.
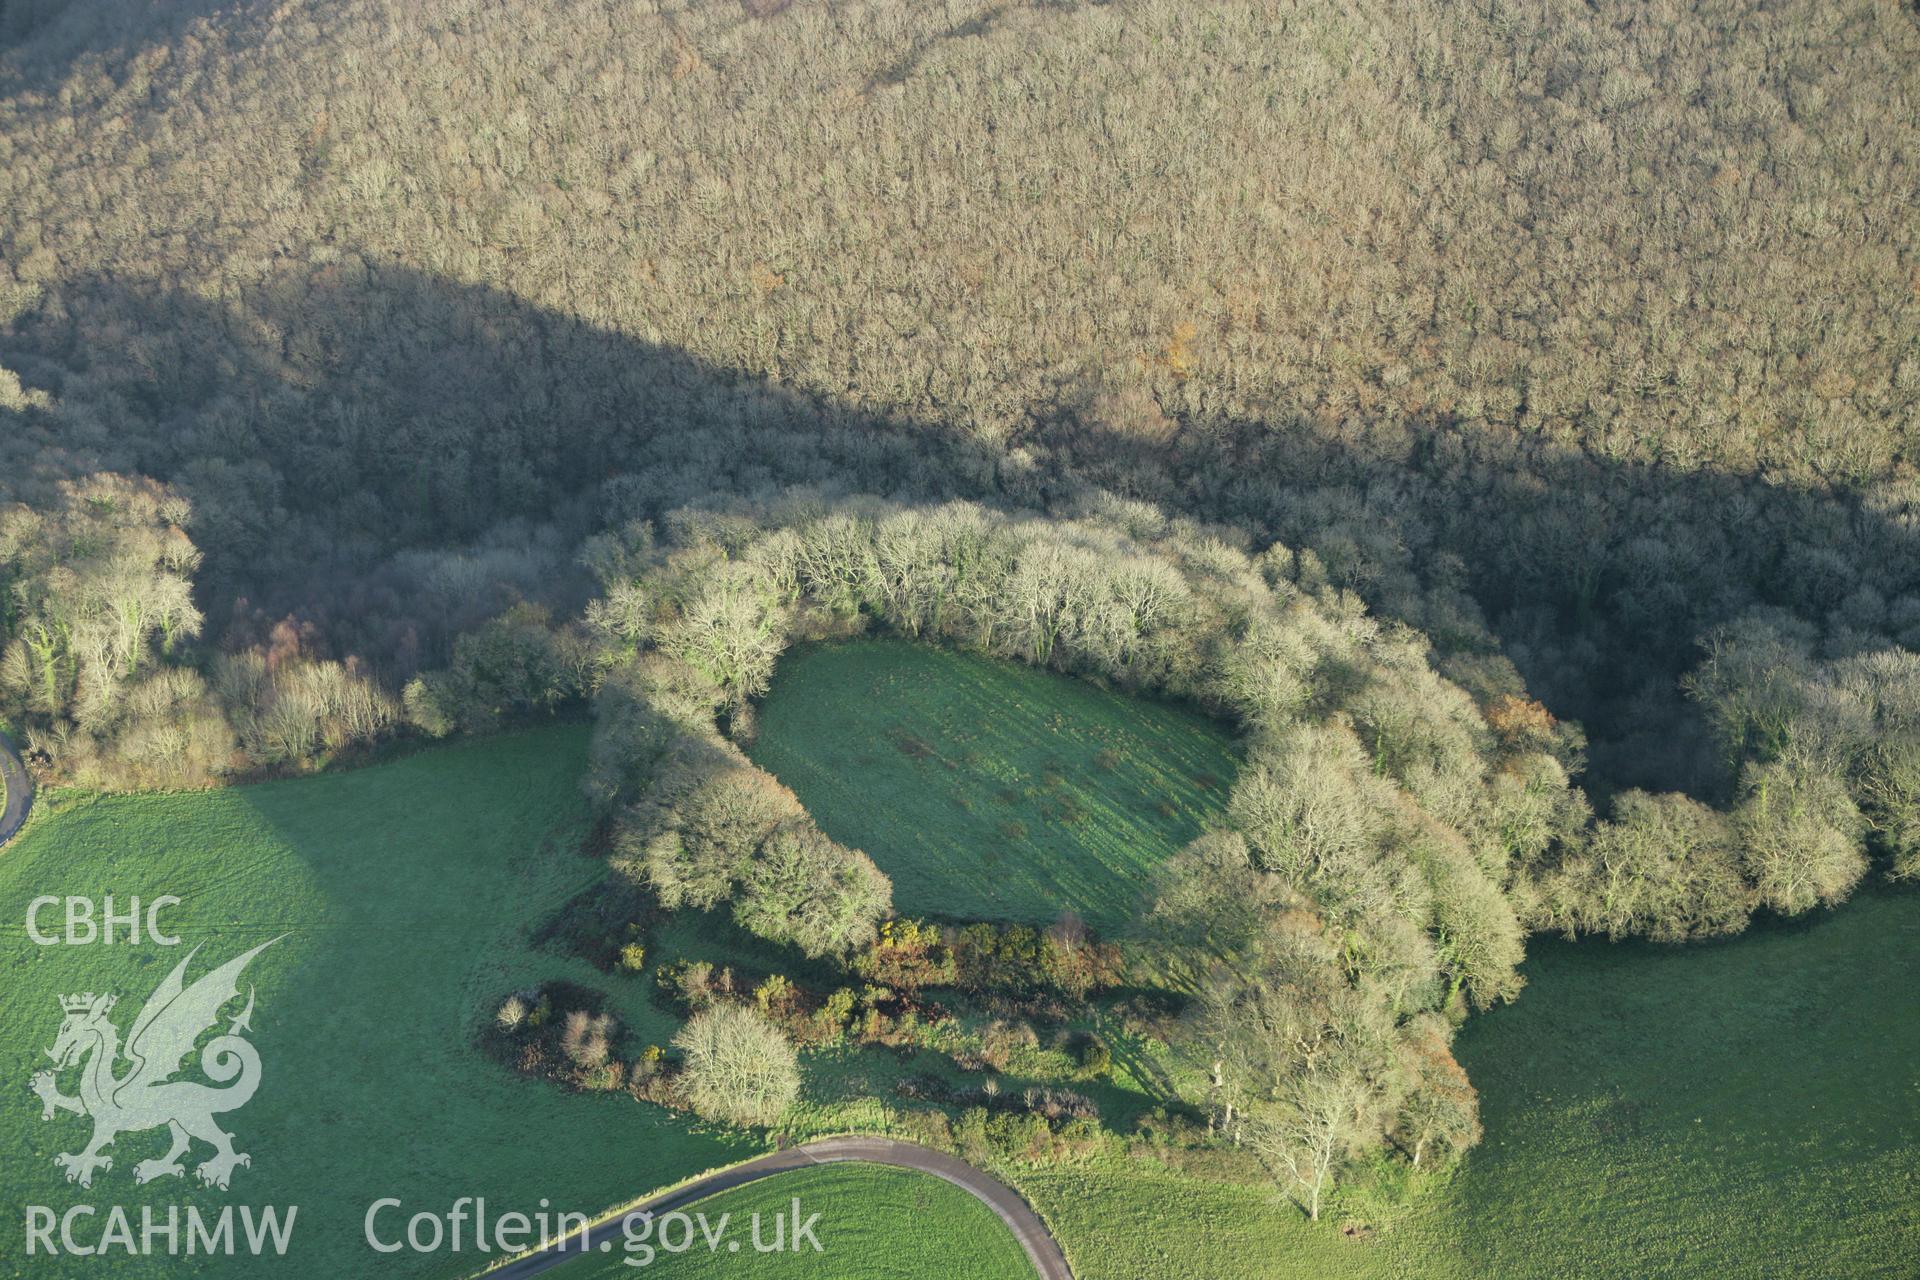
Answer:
[482,1136,1071,1279]
[0,730,31,849]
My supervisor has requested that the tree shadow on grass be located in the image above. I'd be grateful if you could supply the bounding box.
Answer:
[218,726,756,1279]
[1091,1012,1184,1111]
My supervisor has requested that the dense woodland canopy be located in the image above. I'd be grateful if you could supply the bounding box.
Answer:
[3,0,1918,793]
[1,0,1918,1215]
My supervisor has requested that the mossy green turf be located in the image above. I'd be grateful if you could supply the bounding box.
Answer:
[0,727,758,1280]
[547,1164,1034,1279]
[746,640,1240,930]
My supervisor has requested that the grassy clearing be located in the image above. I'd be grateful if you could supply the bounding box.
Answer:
[0,727,756,1279]
[747,640,1240,930]
[547,1163,1034,1279]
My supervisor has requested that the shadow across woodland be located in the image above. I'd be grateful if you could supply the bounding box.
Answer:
[1056,404,1920,799]
[5,260,1919,799]
[0,262,1008,680]
[0,0,252,90]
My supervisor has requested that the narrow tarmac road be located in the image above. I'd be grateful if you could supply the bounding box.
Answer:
[0,730,31,849]
[481,1135,1071,1279]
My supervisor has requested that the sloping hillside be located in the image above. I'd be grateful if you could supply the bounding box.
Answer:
[2,0,1918,790]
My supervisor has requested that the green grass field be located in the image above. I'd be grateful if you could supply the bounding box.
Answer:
[546,1164,1033,1279]
[747,640,1240,930]
[1,700,1913,1279]
[0,727,757,1279]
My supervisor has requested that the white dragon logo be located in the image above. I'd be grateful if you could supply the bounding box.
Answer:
[30,938,279,1190]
